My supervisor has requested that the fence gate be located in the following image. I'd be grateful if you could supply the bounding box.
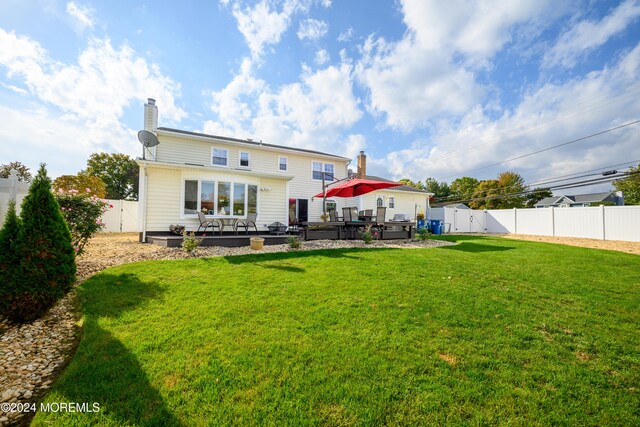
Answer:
[453,209,486,233]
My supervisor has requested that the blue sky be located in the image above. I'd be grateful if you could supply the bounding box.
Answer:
[1,0,639,194]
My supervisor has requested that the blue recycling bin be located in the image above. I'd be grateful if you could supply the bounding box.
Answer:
[429,219,443,235]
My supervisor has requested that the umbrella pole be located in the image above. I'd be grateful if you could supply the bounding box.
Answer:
[322,173,327,221]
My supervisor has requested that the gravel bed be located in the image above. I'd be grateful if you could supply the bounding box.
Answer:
[0,233,452,426]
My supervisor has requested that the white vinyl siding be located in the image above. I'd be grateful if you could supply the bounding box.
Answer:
[151,130,350,223]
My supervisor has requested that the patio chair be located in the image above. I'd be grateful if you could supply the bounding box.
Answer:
[374,206,387,225]
[235,212,258,235]
[342,207,352,221]
[329,210,340,222]
[364,209,373,221]
[349,207,359,221]
[197,211,221,235]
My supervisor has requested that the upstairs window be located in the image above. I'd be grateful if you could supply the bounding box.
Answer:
[324,163,334,180]
[389,197,395,209]
[279,156,288,171]
[212,148,228,166]
[239,151,250,168]
[312,161,335,180]
[312,162,323,180]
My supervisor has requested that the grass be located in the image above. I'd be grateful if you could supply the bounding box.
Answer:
[33,235,639,426]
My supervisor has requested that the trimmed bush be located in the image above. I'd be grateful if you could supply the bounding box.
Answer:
[4,165,77,322]
[0,200,22,315]
[55,189,111,255]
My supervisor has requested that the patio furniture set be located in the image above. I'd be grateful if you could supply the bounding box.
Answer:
[301,207,416,241]
[196,211,258,235]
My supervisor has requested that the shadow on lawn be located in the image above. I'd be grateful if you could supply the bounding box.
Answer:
[41,273,184,426]
[439,242,514,253]
[221,247,393,265]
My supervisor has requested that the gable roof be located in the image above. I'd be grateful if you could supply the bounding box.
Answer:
[536,192,617,206]
[157,127,351,161]
[571,192,614,203]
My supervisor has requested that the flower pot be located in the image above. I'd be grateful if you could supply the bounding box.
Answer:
[417,219,426,229]
[250,237,265,250]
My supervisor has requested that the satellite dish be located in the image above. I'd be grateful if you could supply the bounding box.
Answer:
[137,130,159,160]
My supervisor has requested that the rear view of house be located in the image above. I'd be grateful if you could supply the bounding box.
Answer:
[137,99,431,240]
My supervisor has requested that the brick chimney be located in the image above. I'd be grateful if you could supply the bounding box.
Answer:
[357,151,366,178]
[144,98,158,132]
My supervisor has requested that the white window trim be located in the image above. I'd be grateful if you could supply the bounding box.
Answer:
[388,196,395,209]
[312,161,335,181]
[278,156,288,172]
[180,178,259,219]
[238,151,250,168]
[211,147,229,167]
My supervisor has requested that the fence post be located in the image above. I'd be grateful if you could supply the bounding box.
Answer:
[8,169,18,202]
[601,204,606,240]
[550,206,555,237]
[513,208,517,234]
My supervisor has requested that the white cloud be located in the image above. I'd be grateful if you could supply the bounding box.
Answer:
[319,0,332,7]
[314,49,329,65]
[297,18,328,40]
[0,28,186,176]
[228,0,309,58]
[543,0,640,68]
[66,1,95,31]
[369,42,640,186]
[337,27,354,42]
[354,0,558,132]
[356,35,480,131]
[0,29,185,124]
[206,59,363,156]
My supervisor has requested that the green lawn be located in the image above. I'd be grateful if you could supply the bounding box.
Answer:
[34,235,639,426]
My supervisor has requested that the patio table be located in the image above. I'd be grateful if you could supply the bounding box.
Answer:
[218,218,238,233]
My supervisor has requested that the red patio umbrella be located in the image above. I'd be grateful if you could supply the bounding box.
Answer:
[314,178,403,198]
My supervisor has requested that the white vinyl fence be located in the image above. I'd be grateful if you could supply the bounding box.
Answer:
[0,173,137,233]
[429,206,640,242]
[100,200,139,232]
[0,171,30,221]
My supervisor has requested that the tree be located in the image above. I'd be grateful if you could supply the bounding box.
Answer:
[496,171,527,208]
[53,175,107,198]
[5,164,76,322]
[81,153,139,200]
[399,178,425,190]
[0,161,32,182]
[424,177,451,198]
[526,187,553,208]
[0,200,22,316]
[469,179,500,209]
[613,165,640,205]
[450,177,479,200]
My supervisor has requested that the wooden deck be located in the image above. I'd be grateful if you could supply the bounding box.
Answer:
[301,221,415,241]
[144,221,415,247]
[145,233,290,248]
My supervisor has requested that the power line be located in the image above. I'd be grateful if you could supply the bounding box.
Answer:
[527,159,640,187]
[430,162,639,204]
[432,170,638,206]
[422,82,640,166]
[442,119,640,180]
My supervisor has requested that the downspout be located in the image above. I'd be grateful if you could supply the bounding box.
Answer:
[138,164,148,243]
